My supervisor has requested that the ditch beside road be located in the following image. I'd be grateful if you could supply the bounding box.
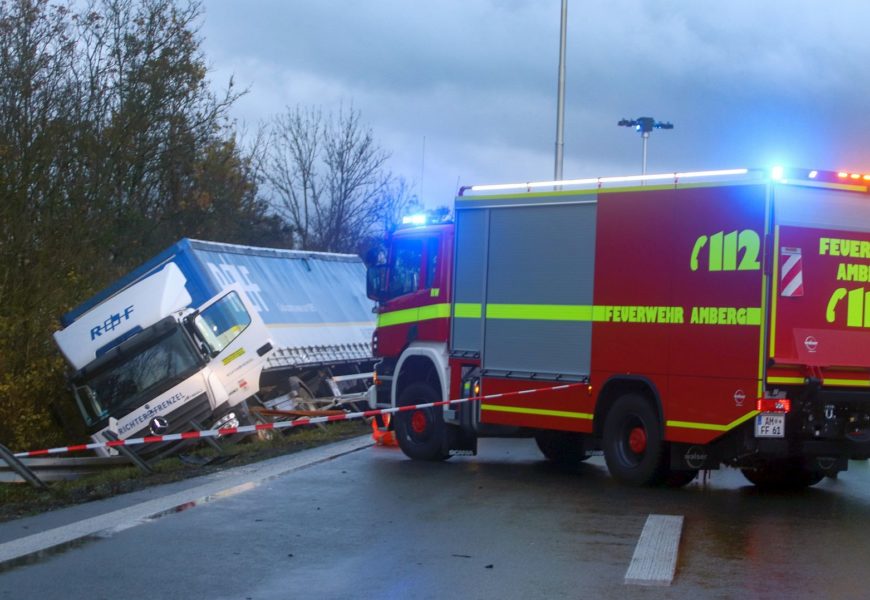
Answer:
[0,421,371,523]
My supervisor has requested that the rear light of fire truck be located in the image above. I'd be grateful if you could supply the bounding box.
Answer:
[837,171,870,181]
[757,398,791,413]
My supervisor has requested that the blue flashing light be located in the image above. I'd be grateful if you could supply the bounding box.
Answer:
[402,214,427,226]
[808,170,818,179]
[770,166,785,181]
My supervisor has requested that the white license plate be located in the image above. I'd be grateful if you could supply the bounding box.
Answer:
[755,413,785,438]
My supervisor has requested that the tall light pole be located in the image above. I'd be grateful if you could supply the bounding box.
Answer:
[554,0,567,181]
[618,117,673,175]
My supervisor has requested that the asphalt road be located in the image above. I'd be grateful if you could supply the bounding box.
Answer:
[1,437,869,599]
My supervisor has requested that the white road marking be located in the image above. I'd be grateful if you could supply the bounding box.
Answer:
[624,514,684,586]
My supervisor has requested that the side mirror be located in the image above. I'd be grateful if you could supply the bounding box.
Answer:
[366,265,387,302]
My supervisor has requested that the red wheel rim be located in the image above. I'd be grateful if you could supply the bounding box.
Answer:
[411,411,428,434]
[628,426,647,454]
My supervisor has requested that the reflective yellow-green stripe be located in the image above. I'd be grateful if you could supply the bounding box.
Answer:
[820,378,870,388]
[759,190,772,399]
[769,226,780,358]
[486,304,593,321]
[822,377,870,387]
[481,404,593,420]
[454,303,482,318]
[666,410,759,432]
[486,405,764,430]
[767,376,804,385]
[380,302,763,327]
[768,375,870,388]
[377,303,451,327]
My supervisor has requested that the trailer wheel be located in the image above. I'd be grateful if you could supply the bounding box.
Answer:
[535,431,590,466]
[288,376,326,431]
[602,393,666,486]
[741,461,825,490]
[394,383,449,461]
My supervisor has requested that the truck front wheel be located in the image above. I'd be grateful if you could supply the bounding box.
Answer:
[394,383,450,461]
[603,393,666,486]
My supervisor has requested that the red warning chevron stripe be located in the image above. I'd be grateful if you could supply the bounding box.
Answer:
[780,247,804,297]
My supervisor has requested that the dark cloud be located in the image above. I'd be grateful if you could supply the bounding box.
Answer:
[201,0,870,206]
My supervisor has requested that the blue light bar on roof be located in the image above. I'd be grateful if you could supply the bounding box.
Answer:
[401,214,427,226]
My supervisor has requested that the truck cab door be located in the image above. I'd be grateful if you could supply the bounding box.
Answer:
[190,288,273,406]
[377,231,449,356]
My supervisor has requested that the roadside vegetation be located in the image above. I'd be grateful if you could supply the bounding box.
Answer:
[0,0,417,452]
[0,421,371,523]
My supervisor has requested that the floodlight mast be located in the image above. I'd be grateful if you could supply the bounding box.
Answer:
[618,117,674,175]
[554,0,568,182]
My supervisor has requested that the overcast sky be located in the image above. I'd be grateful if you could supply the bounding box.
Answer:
[199,0,870,207]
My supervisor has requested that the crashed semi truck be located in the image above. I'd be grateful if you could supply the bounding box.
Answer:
[54,238,374,457]
[366,167,870,488]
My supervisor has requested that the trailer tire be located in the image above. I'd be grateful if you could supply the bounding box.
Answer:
[535,431,589,466]
[394,383,450,461]
[288,376,326,431]
[602,393,666,486]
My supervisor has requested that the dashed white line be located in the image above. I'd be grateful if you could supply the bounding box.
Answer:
[624,514,684,586]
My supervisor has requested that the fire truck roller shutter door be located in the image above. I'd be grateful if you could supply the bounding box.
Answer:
[452,208,487,355]
[482,203,596,377]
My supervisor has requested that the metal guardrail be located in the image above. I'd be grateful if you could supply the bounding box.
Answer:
[0,452,129,484]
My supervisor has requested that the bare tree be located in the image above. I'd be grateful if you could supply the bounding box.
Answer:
[374,177,423,237]
[266,104,399,253]
[0,0,284,449]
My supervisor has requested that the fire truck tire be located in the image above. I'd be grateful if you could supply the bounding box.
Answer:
[602,393,666,486]
[740,462,825,489]
[534,431,589,465]
[394,383,450,461]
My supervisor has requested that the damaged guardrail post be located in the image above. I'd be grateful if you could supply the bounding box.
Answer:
[0,443,48,490]
[102,431,154,474]
[189,420,224,453]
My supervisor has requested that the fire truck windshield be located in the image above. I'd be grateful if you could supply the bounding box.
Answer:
[387,238,424,298]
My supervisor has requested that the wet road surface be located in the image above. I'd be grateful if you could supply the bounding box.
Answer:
[0,437,868,599]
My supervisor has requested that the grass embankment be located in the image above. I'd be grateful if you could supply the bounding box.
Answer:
[0,421,371,523]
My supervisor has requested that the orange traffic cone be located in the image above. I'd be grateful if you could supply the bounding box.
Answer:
[371,414,397,447]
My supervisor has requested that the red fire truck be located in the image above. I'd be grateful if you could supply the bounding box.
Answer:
[365,167,870,488]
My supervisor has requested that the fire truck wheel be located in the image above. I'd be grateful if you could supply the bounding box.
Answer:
[740,461,825,489]
[394,383,450,461]
[534,431,589,465]
[602,394,666,486]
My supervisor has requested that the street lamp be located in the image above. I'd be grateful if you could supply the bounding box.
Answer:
[618,117,673,175]
[554,0,568,181]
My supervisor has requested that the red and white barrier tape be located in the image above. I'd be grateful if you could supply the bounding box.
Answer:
[14,383,583,458]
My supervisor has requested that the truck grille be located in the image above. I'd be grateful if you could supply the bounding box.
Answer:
[126,392,213,458]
